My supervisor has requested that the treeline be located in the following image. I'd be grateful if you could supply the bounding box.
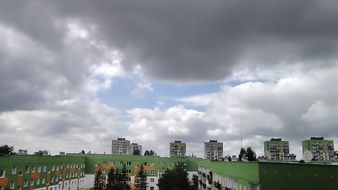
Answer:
[94,163,198,190]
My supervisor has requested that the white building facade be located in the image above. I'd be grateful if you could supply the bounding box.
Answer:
[204,140,223,161]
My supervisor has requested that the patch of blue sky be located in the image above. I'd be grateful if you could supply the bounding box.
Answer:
[97,75,223,110]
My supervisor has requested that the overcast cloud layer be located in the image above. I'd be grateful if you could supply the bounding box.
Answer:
[0,0,337,157]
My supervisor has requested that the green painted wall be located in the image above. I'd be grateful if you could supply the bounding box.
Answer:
[197,160,260,184]
[83,154,186,176]
[186,158,201,171]
[2,154,338,190]
[0,155,85,190]
[259,162,338,190]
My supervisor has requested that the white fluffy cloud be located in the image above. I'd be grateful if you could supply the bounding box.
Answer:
[0,99,126,154]
[127,67,338,157]
[0,1,337,159]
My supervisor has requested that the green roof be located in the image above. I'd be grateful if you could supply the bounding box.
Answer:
[192,159,260,184]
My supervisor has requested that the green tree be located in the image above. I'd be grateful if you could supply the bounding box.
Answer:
[238,147,247,161]
[157,163,190,190]
[34,150,44,156]
[214,181,222,190]
[0,145,14,156]
[107,167,119,190]
[94,169,104,190]
[144,150,155,156]
[191,174,199,190]
[133,149,140,155]
[119,164,130,190]
[144,150,149,156]
[246,147,257,161]
[135,164,147,190]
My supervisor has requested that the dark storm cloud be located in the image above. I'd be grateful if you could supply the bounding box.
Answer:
[48,0,338,81]
[0,0,337,111]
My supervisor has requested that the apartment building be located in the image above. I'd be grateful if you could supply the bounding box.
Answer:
[302,137,335,161]
[170,141,186,158]
[111,138,131,155]
[264,138,290,160]
[0,155,86,190]
[130,143,142,155]
[2,154,338,190]
[204,140,223,161]
[197,160,338,190]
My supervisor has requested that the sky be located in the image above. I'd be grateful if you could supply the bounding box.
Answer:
[0,0,337,158]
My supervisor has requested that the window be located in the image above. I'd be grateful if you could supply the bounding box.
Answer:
[42,178,45,185]
[25,166,29,173]
[150,178,155,183]
[17,186,21,190]
[0,169,5,178]
[43,166,46,172]
[36,178,40,185]
[18,172,22,176]
[10,181,15,189]
[51,177,54,182]
[12,166,16,174]
[32,166,36,173]
[127,161,131,166]
[67,164,69,169]
[60,164,63,170]
[30,180,34,186]
[150,187,154,190]
[37,166,41,172]
[56,165,59,171]
[150,171,155,175]
[24,179,28,187]
[52,166,55,171]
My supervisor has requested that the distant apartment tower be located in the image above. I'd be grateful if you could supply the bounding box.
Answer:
[264,138,289,160]
[302,137,334,161]
[170,141,186,158]
[204,140,223,160]
[130,143,142,155]
[112,138,131,155]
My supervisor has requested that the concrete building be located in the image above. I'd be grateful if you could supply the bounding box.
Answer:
[197,160,338,190]
[0,155,86,190]
[302,137,335,161]
[111,138,131,155]
[2,154,338,190]
[264,138,290,160]
[204,140,223,161]
[169,141,186,158]
[130,143,142,155]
